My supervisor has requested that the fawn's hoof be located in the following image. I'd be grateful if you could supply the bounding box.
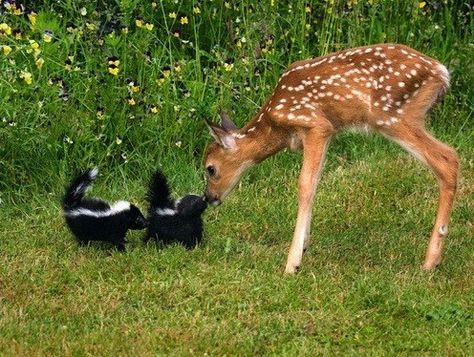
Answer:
[422,258,441,271]
[284,263,300,274]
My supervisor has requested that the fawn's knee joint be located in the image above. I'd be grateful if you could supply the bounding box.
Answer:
[444,149,460,169]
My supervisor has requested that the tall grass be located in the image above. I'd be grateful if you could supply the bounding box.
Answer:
[0,0,473,202]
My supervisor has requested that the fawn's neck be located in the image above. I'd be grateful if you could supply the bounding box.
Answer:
[233,110,290,164]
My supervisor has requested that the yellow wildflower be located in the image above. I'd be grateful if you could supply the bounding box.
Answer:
[27,40,41,58]
[85,22,96,31]
[27,12,37,26]
[1,45,12,56]
[30,40,40,50]
[145,23,154,31]
[169,12,177,19]
[150,106,159,114]
[43,33,53,43]
[180,16,189,25]
[108,66,119,76]
[135,18,144,28]
[151,2,157,8]
[121,27,129,34]
[13,29,22,39]
[0,23,12,36]
[64,61,72,71]
[127,80,140,93]
[13,7,23,16]
[127,97,136,106]
[19,70,33,85]
[96,108,104,119]
[224,2,231,9]
[419,2,426,8]
[108,56,120,66]
[162,66,171,77]
[223,62,234,72]
[35,58,45,69]
[193,7,201,14]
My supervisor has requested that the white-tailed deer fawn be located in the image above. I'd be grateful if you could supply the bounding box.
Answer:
[204,44,459,273]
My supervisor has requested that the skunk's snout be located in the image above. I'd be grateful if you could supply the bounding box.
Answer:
[137,216,149,228]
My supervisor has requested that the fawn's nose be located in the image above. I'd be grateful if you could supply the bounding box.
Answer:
[204,192,221,206]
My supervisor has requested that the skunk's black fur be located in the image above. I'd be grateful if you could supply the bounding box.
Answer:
[145,169,207,249]
[62,168,148,251]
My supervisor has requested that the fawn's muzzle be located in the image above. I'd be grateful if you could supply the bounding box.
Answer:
[204,192,221,206]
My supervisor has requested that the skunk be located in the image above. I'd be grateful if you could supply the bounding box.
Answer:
[145,169,207,249]
[62,168,148,251]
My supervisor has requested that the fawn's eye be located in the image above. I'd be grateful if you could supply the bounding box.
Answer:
[206,165,216,177]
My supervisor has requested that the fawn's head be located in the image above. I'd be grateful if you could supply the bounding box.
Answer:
[203,112,254,205]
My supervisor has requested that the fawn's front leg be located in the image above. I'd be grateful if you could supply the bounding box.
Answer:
[285,129,331,273]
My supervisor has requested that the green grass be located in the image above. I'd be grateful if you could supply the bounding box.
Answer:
[1,142,473,354]
[1,0,473,354]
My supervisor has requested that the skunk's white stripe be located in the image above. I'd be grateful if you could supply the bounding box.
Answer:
[65,201,130,218]
[89,167,99,180]
[156,208,176,216]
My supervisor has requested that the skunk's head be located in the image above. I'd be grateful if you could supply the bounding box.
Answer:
[127,204,148,230]
[177,195,208,217]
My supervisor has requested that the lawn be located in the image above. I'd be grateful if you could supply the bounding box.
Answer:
[1,1,473,355]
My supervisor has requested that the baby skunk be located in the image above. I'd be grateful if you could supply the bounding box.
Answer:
[62,168,148,251]
[145,169,207,249]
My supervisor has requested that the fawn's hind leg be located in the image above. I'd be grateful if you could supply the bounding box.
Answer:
[381,122,459,270]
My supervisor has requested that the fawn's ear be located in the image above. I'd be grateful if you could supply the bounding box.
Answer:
[219,111,238,131]
[205,120,236,150]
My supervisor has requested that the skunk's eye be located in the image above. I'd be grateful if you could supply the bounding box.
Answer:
[206,165,216,177]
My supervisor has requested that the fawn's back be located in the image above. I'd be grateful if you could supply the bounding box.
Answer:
[259,43,449,131]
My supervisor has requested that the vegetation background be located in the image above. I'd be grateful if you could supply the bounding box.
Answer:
[1,0,473,354]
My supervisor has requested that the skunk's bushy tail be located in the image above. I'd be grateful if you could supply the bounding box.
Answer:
[147,169,173,210]
[63,168,98,210]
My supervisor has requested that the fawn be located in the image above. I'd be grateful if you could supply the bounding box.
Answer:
[204,44,459,273]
